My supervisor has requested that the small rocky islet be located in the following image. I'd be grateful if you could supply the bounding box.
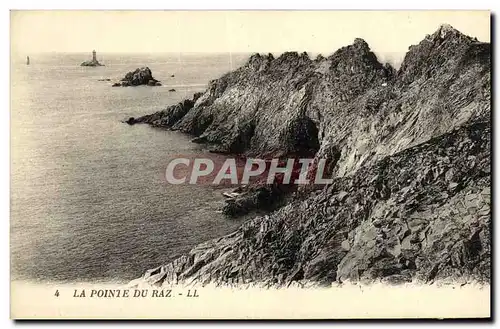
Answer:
[80,50,169,88]
[112,67,162,87]
[81,50,104,67]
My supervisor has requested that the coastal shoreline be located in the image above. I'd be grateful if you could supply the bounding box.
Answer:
[127,24,491,288]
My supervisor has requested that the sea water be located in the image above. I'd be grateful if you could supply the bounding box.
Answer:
[10,52,248,283]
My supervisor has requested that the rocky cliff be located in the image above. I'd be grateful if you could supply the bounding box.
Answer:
[130,25,491,287]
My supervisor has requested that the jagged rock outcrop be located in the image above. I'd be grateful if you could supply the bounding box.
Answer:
[81,59,104,67]
[133,25,488,166]
[133,121,490,287]
[113,67,162,87]
[130,25,490,286]
[222,184,288,217]
[131,95,202,126]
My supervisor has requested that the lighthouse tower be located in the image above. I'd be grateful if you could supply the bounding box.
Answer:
[81,49,103,66]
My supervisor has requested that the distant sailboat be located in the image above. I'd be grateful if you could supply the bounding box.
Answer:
[26,56,30,65]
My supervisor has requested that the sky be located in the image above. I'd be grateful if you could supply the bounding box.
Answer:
[10,10,490,62]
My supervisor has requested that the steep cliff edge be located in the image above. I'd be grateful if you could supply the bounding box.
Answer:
[112,67,162,87]
[130,25,491,286]
[134,121,490,287]
[132,25,489,178]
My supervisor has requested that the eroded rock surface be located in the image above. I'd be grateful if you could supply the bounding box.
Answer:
[113,67,161,87]
[134,122,490,287]
[130,25,490,287]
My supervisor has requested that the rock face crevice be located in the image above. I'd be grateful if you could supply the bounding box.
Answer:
[133,26,489,170]
[129,25,490,287]
[134,121,490,287]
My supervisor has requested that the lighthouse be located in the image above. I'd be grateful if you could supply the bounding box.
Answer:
[81,49,104,66]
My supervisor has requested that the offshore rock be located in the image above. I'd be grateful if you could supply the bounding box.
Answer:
[81,59,104,67]
[125,117,136,125]
[114,67,161,87]
[81,50,104,67]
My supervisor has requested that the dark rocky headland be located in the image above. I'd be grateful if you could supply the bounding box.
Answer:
[128,25,491,287]
[112,67,162,87]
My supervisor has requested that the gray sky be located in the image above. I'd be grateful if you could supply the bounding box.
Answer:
[11,10,490,60]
